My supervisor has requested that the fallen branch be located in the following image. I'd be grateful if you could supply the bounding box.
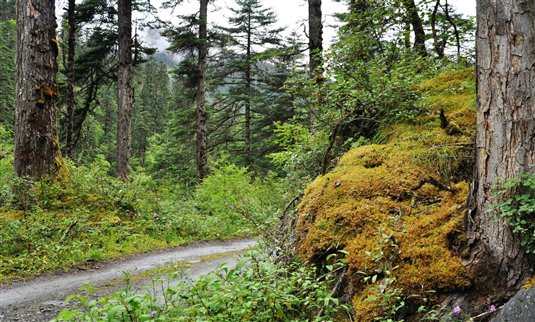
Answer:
[59,219,78,244]
[279,193,303,222]
[322,123,340,176]
[316,265,348,319]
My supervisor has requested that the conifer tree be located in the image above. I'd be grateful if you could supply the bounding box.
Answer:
[216,0,283,165]
[65,0,76,158]
[196,0,208,179]
[116,0,133,181]
[56,0,154,162]
[163,0,211,180]
[132,61,172,165]
[308,0,323,78]
[0,19,16,131]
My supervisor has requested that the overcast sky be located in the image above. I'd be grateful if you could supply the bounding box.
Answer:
[140,0,476,51]
[56,0,476,52]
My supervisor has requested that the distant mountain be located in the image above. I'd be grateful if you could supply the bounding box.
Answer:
[151,51,179,68]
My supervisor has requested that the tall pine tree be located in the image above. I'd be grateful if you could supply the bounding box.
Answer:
[116,0,134,181]
[215,0,284,166]
[0,19,15,131]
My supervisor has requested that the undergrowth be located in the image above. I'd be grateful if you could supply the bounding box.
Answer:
[53,248,349,322]
[492,173,535,253]
[0,139,285,282]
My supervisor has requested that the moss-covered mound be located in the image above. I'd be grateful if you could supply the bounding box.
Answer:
[296,69,476,320]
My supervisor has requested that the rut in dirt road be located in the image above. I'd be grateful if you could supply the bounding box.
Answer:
[0,239,256,322]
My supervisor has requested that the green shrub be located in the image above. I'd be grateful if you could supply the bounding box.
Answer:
[269,122,328,188]
[0,155,286,281]
[193,160,286,236]
[492,173,535,253]
[0,125,14,207]
[54,250,349,322]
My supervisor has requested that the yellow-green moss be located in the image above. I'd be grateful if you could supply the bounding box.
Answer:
[524,275,535,290]
[0,210,25,220]
[418,68,475,94]
[296,68,476,320]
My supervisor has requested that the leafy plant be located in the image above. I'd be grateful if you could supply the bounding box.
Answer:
[492,173,535,253]
[0,155,286,281]
[269,121,328,188]
[357,229,405,321]
[54,249,349,321]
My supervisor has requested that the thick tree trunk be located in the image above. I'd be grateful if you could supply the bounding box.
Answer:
[116,0,133,181]
[196,0,208,180]
[14,0,63,178]
[402,0,426,56]
[65,0,76,159]
[308,0,323,78]
[466,0,535,292]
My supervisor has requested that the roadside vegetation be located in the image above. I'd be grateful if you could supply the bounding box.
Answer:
[53,249,350,321]
[0,135,286,282]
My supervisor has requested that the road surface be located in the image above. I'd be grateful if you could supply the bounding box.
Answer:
[0,239,255,321]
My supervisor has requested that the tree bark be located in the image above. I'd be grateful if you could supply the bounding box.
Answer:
[244,8,252,164]
[116,0,133,181]
[402,0,426,56]
[443,0,461,61]
[430,0,445,58]
[308,0,323,78]
[196,0,208,180]
[308,0,323,122]
[15,0,63,178]
[466,0,535,291]
[65,0,76,159]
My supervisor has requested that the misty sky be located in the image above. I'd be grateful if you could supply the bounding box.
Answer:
[139,0,476,52]
[55,0,476,53]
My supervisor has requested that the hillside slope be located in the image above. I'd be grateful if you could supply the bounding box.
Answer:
[296,69,477,320]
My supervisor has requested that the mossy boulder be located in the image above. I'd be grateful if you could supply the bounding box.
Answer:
[296,69,476,321]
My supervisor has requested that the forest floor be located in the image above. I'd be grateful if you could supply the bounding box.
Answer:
[0,238,255,322]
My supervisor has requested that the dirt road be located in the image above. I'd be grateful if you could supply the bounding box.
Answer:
[0,239,255,321]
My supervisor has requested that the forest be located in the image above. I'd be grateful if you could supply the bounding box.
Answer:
[0,0,534,321]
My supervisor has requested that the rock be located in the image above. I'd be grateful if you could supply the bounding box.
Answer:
[491,286,535,322]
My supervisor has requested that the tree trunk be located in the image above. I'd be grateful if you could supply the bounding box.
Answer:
[466,0,535,292]
[14,0,63,178]
[402,0,426,56]
[430,0,445,58]
[308,0,323,78]
[196,0,208,180]
[116,0,133,181]
[308,0,323,122]
[443,0,461,61]
[65,0,76,159]
[244,10,252,164]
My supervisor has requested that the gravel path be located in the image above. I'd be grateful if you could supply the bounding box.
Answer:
[0,239,256,321]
